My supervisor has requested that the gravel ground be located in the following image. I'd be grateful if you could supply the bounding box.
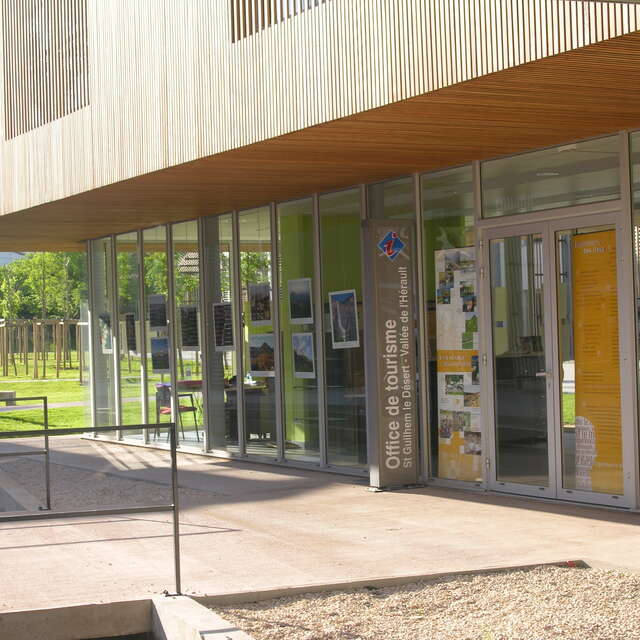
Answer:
[216,566,640,640]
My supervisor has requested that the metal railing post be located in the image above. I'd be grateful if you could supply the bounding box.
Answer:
[43,396,51,510]
[169,421,182,595]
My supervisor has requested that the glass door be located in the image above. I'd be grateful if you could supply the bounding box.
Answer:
[483,213,631,506]
[551,220,627,506]
[486,226,555,497]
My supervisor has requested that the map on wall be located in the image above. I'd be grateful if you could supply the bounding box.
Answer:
[435,247,482,482]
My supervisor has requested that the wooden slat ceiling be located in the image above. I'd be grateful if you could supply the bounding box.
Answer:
[2,31,640,251]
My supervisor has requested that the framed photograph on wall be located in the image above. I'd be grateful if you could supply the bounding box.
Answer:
[288,278,313,324]
[248,283,272,326]
[213,302,234,352]
[329,289,359,349]
[249,333,275,377]
[292,332,315,379]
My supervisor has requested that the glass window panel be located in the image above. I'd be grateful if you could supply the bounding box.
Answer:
[116,232,143,438]
[172,221,203,446]
[320,189,367,468]
[633,131,640,478]
[239,207,278,457]
[482,136,620,218]
[203,213,239,452]
[558,226,623,495]
[490,234,549,486]
[421,166,481,481]
[368,177,415,219]
[277,198,320,463]
[90,237,116,430]
[143,226,171,443]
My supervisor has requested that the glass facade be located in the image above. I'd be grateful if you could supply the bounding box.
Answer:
[202,213,239,452]
[90,237,116,429]
[143,226,170,442]
[239,207,278,457]
[320,189,366,468]
[171,221,203,445]
[482,135,620,218]
[420,166,479,482]
[84,131,638,505]
[277,198,320,463]
[115,232,143,436]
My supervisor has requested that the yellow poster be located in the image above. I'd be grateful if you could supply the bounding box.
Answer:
[572,231,623,495]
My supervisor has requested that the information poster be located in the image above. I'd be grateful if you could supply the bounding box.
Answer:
[213,302,234,351]
[125,313,137,352]
[435,247,481,482]
[180,305,199,349]
[572,231,623,495]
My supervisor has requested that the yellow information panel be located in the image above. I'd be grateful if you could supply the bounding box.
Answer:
[572,230,623,495]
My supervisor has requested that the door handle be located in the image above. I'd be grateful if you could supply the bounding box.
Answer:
[535,371,550,377]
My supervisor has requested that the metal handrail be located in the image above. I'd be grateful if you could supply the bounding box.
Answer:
[0,421,181,594]
[0,396,50,509]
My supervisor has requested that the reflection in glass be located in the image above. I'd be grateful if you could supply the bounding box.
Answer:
[172,221,203,446]
[203,213,239,452]
[239,207,278,457]
[116,232,143,438]
[482,135,620,218]
[91,237,116,430]
[368,177,415,219]
[143,226,171,442]
[320,189,366,468]
[421,166,481,481]
[490,234,549,486]
[278,198,320,462]
[557,227,623,495]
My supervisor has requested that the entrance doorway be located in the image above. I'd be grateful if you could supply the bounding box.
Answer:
[481,211,633,507]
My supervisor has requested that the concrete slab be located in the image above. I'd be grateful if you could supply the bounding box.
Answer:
[152,596,253,640]
[0,599,150,640]
[1,437,640,614]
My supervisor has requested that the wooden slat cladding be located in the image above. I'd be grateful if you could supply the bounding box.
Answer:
[2,0,640,220]
[5,30,640,251]
[231,0,330,42]
[1,0,88,140]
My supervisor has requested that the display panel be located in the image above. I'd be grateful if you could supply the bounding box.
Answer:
[434,247,481,479]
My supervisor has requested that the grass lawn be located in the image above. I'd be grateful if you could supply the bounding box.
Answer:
[0,406,89,435]
[0,359,89,433]
[562,392,576,425]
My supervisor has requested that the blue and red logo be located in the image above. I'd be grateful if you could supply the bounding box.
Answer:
[378,231,405,260]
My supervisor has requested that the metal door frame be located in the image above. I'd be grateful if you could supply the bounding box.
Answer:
[481,219,557,499]
[478,200,635,507]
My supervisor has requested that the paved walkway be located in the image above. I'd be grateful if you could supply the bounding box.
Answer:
[1,436,639,612]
